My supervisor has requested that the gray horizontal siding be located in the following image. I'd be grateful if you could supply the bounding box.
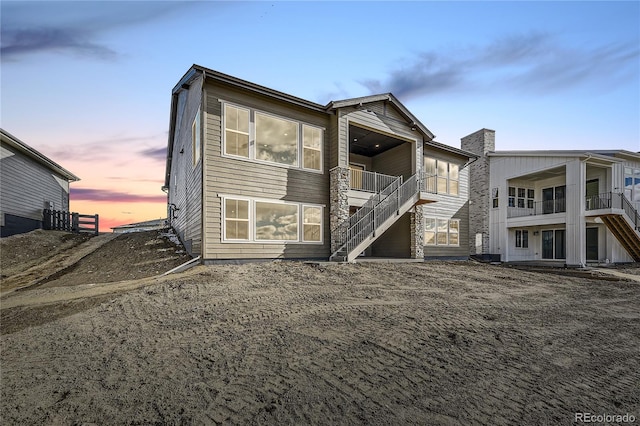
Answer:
[168,74,204,256]
[203,83,331,260]
[1,144,69,226]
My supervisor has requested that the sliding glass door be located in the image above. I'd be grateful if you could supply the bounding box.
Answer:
[542,229,566,260]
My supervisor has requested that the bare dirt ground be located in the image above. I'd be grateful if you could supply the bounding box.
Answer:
[1,231,639,425]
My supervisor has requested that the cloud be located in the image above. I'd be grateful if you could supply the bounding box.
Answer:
[139,147,167,162]
[1,27,117,61]
[1,1,194,62]
[361,32,640,99]
[71,188,166,204]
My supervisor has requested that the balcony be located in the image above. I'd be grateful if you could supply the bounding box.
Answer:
[349,169,398,193]
[507,199,566,218]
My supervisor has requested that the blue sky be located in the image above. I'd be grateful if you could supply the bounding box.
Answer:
[1,1,639,228]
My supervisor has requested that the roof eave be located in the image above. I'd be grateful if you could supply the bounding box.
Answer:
[0,129,80,182]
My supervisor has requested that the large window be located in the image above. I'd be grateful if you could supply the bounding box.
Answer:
[225,105,250,158]
[256,201,298,241]
[424,157,459,195]
[624,167,640,202]
[223,102,323,171]
[256,113,298,166]
[424,217,460,246]
[222,196,323,244]
[508,186,534,208]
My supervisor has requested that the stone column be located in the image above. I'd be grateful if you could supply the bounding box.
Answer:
[330,166,350,253]
[410,206,424,259]
[461,129,495,258]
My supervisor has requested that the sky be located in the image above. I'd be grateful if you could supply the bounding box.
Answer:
[1,0,639,232]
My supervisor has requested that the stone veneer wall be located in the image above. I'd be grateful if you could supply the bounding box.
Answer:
[410,207,424,259]
[461,129,495,256]
[329,166,350,253]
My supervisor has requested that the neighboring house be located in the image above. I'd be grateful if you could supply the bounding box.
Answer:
[164,65,476,262]
[463,129,640,265]
[111,218,167,233]
[1,129,80,237]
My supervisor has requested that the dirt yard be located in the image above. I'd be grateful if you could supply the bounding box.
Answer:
[1,231,638,425]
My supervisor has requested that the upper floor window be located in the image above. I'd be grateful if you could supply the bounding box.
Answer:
[225,105,250,158]
[223,102,323,172]
[424,157,459,195]
[508,186,534,208]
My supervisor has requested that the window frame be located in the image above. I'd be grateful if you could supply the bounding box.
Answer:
[424,157,460,196]
[223,104,251,159]
[515,229,529,248]
[220,195,324,244]
[221,101,324,173]
[424,217,460,247]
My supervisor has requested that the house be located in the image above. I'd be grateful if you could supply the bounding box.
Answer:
[463,129,640,265]
[163,65,476,263]
[111,218,167,233]
[1,129,80,237]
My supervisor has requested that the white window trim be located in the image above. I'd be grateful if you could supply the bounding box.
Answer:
[221,100,324,174]
[192,108,201,167]
[219,194,324,244]
[424,217,460,247]
[302,204,323,244]
[222,103,251,160]
[515,229,529,249]
[424,157,459,197]
[221,196,252,242]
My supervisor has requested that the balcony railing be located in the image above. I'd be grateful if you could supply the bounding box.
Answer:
[585,192,612,211]
[349,169,398,193]
[586,192,640,231]
[507,199,566,218]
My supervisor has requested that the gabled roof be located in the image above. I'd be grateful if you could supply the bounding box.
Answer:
[0,128,80,182]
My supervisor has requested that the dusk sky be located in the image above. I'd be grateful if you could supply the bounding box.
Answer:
[2,1,639,231]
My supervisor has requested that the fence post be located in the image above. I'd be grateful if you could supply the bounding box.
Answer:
[94,214,99,235]
[72,213,79,232]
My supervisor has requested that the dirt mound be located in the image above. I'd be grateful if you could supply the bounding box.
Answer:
[32,229,191,289]
[0,230,91,278]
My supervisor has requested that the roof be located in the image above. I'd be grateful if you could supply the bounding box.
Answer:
[0,128,80,181]
[487,150,634,167]
[164,65,476,186]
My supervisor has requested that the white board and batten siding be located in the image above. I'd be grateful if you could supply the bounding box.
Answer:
[202,83,331,260]
[168,75,204,256]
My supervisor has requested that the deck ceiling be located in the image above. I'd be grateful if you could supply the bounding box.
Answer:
[349,125,406,157]
[512,166,565,182]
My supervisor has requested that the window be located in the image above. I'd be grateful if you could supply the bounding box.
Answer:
[303,125,322,171]
[222,196,323,244]
[225,199,249,240]
[192,108,201,165]
[424,217,460,246]
[424,157,459,195]
[509,186,534,209]
[515,229,528,248]
[225,105,250,158]
[624,167,640,202]
[256,112,298,166]
[302,206,322,242]
[492,188,499,208]
[542,185,566,214]
[255,201,298,241]
[223,102,323,172]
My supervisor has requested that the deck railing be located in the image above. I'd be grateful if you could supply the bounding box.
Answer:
[349,169,398,193]
[507,198,566,218]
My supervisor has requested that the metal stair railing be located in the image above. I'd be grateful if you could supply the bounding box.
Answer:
[585,192,640,232]
[331,173,420,260]
[618,193,640,232]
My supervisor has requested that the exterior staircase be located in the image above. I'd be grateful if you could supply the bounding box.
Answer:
[587,192,640,262]
[330,173,421,262]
